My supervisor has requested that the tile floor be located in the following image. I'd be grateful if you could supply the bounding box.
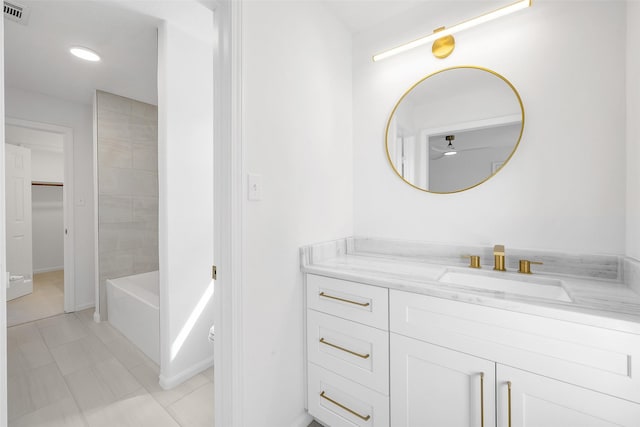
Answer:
[7,308,214,426]
[8,270,65,327]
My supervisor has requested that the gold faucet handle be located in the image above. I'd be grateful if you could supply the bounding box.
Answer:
[462,255,481,269]
[493,244,505,255]
[518,259,543,274]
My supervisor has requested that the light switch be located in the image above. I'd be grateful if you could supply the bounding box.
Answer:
[248,174,262,201]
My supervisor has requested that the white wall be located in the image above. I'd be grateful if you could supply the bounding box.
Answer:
[32,186,64,273]
[242,1,353,425]
[627,1,640,260]
[31,151,64,183]
[353,1,626,254]
[5,86,94,308]
[157,18,215,387]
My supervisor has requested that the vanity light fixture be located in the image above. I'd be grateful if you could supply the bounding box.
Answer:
[70,46,101,62]
[444,135,457,156]
[372,0,531,61]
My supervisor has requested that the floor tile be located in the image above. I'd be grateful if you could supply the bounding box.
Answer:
[83,318,121,344]
[27,363,73,410]
[9,362,72,420]
[130,362,209,407]
[7,340,29,379]
[50,335,112,376]
[38,314,88,349]
[19,338,55,370]
[8,373,34,420]
[8,323,43,347]
[10,397,87,427]
[64,357,142,414]
[83,391,180,427]
[103,334,148,369]
[167,382,214,427]
[65,364,118,413]
[94,358,142,398]
[74,308,95,324]
[8,311,214,427]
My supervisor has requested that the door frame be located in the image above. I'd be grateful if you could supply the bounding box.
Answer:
[0,1,244,426]
[213,0,245,425]
[5,117,75,313]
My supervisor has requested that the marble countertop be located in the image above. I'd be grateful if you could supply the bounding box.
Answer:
[301,238,640,335]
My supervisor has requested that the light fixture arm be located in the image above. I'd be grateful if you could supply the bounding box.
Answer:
[372,0,532,61]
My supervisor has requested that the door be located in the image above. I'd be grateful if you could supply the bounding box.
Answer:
[5,143,33,301]
[497,365,640,427]
[390,333,496,427]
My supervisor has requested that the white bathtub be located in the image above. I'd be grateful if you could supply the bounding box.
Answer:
[106,271,159,364]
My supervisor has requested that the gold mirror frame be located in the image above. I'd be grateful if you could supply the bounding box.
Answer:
[385,65,525,194]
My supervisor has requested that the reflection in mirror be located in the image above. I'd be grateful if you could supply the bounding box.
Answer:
[386,66,524,193]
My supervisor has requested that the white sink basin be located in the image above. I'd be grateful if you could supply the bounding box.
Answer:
[438,270,572,302]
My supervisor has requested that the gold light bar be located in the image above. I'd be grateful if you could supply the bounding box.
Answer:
[372,0,531,62]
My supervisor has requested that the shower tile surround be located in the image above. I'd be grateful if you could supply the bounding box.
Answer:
[97,91,158,319]
[301,237,640,328]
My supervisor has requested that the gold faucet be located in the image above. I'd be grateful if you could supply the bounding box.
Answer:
[493,244,506,271]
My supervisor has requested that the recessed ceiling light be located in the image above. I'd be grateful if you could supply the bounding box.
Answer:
[70,46,100,62]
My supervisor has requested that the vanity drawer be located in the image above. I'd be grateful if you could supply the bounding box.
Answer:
[390,289,640,403]
[307,310,389,395]
[308,362,389,427]
[307,274,388,330]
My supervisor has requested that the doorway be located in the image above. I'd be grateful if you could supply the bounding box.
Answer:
[0,1,234,425]
[4,119,74,326]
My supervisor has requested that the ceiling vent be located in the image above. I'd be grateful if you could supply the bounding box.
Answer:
[4,1,30,25]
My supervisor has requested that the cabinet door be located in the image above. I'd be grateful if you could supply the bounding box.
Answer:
[390,333,495,427]
[497,365,640,427]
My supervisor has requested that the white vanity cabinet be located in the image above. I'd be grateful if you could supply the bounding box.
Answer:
[390,334,640,427]
[304,273,640,427]
[389,289,640,427]
[497,365,640,427]
[306,274,390,427]
[390,333,496,426]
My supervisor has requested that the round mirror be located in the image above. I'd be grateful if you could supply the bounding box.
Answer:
[385,66,524,193]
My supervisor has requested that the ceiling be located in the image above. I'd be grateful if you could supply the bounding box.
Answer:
[3,0,519,107]
[4,0,159,106]
[321,1,426,33]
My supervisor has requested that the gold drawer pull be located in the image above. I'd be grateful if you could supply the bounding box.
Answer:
[319,338,370,359]
[507,381,512,427]
[480,372,485,427]
[320,391,371,421]
[319,292,370,307]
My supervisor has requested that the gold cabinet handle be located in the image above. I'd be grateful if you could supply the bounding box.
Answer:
[507,381,512,427]
[319,338,370,359]
[320,391,371,421]
[319,292,370,307]
[480,372,485,427]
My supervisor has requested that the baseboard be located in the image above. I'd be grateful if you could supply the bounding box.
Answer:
[159,356,214,390]
[33,266,64,274]
[74,302,94,312]
[290,412,314,427]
